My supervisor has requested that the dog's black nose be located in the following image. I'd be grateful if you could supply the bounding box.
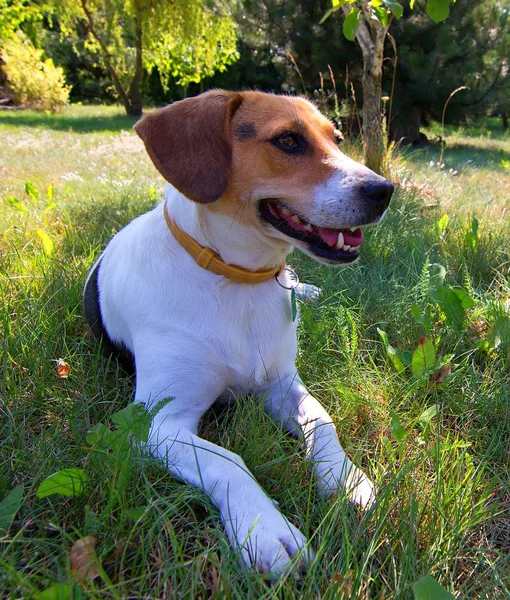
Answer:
[362,178,394,210]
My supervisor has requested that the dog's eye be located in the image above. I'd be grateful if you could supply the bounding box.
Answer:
[334,129,344,145]
[278,134,298,149]
[271,132,305,154]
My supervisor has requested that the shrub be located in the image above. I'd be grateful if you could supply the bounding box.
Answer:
[1,32,70,112]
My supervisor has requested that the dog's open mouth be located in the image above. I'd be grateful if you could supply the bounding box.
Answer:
[259,200,364,264]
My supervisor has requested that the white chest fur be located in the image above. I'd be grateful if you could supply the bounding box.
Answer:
[97,191,298,394]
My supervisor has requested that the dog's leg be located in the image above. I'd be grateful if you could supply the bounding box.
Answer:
[262,373,375,508]
[135,360,311,575]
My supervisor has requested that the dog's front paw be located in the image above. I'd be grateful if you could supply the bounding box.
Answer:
[221,499,313,577]
[317,463,376,509]
[345,466,376,509]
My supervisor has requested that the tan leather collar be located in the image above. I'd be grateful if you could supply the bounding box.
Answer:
[163,203,284,284]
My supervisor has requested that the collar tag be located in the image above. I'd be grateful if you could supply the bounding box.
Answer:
[275,266,300,322]
[291,288,297,322]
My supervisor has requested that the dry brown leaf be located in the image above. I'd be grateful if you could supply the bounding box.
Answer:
[70,536,99,582]
[55,358,71,379]
[331,571,353,598]
[428,363,452,388]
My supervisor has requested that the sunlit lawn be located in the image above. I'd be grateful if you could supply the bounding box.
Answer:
[1,105,509,599]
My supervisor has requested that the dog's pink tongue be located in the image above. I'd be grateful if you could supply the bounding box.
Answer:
[315,227,340,247]
[315,227,364,248]
[343,228,364,247]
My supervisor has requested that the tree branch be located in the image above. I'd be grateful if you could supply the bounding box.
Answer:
[80,0,130,110]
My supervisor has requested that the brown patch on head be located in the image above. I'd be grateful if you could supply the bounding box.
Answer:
[212,92,339,218]
[233,122,257,141]
[134,90,242,203]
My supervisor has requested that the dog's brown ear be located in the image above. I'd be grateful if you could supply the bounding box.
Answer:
[134,91,242,203]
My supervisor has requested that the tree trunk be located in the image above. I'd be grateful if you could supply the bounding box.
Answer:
[502,111,509,130]
[81,0,140,117]
[346,4,388,174]
[361,57,383,173]
[127,6,143,117]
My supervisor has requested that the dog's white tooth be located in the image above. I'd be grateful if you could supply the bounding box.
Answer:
[335,231,344,249]
[343,244,351,251]
[348,246,357,253]
[303,223,313,232]
[281,208,291,217]
[291,215,301,224]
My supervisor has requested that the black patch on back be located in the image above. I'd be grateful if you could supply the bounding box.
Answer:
[234,122,257,141]
[83,259,135,375]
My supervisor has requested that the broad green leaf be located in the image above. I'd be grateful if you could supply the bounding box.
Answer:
[426,0,451,23]
[111,403,151,443]
[452,288,474,309]
[410,0,416,7]
[122,506,148,521]
[429,286,465,329]
[373,6,388,27]
[343,8,360,41]
[401,350,413,366]
[36,583,77,600]
[428,263,446,291]
[7,195,26,212]
[86,423,116,450]
[37,229,54,257]
[464,231,478,251]
[411,338,436,376]
[37,469,88,498]
[25,181,39,200]
[0,484,24,536]
[382,0,403,18]
[377,328,406,372]
[489,315,510,350]
[436,214,449,237]
[44,202,57,212]
[411,304,432,334]
[390,411,407,442]
[413,574,454,599]
[418,405,440,428]
[471,214,479,236]
[46,183,54,202]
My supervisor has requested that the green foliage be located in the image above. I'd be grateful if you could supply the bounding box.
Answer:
[413,575,454,599]
[37,469,89,498]
[322,0,457,35]
[428,263,474,330]
[377,327,407,373]
[35,583,79,600]
[342,8,360,41]
[411,337,436,376]
[0,484,24,536]
[464,214,479,252]
[0,0,43,43]
[51,0,238,113]
[1,33,70,111]
[0,110,508,597]
[86,402,152,453]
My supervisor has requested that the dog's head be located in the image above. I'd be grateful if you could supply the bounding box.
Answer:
[135,90,393,265]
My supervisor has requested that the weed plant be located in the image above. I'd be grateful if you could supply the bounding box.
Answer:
[0,106,509,599]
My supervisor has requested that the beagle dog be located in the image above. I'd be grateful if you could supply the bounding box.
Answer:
[83,90,393,576]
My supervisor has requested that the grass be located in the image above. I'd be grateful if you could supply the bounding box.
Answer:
[0,105,509,599]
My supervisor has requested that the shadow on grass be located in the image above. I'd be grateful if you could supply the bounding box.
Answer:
[403,140,509,172]
[0,110,138,133]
